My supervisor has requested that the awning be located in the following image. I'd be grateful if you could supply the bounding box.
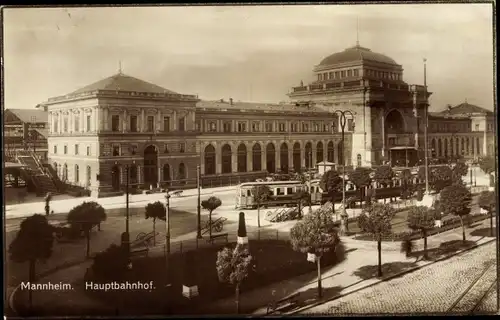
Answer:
[390,146,417,150]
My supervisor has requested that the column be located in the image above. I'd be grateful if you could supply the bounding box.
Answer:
[157,109,162,132]
[483,132,487,156]
[312,146,317,168]
[157,165,162,187]
[103,108,109,131]
[380,111,385,158]
[79,110,84,133]
[288,146,293,171]
[69,110,73,133]
[122,109,128,132]
[191,112,196,130]
[300,145,305,169]
[94,107,100,132]
[173,111,178,131]
[247,150,253,172]
[323,141,328,163]
[231,146,238,173]
[58,111,63,133]
[216,146,222,174]
[275,142,281,171]
[261,146,266,172]
[141,109,145,132]
[137,165,142,184]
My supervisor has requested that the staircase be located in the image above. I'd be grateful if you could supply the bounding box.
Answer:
[13,150,60,196]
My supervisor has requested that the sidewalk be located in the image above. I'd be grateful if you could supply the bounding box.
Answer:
[5,185,236,219]
[18,212,496,316]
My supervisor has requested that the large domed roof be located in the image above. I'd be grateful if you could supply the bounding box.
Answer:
[318,44,398,67]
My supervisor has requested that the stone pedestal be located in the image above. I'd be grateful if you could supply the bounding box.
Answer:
[417,193,435,208]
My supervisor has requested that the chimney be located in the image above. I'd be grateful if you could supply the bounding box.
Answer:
[229,98,233,105]
[237,212,248,245]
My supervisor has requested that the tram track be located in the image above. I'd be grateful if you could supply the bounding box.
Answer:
[446,260,497,315]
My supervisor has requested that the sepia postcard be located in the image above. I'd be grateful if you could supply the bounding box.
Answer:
[2,3,498,318]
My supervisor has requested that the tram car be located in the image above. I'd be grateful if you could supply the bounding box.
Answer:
[235,180,323,209]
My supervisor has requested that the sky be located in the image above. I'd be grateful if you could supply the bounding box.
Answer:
[3,4,495,112]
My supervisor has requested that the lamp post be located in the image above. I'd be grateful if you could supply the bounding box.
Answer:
[423,58,430,196]
[120,163,132,258]
[197,165,202,238]
[333,109,355,235]
[308,151,313,212]
[164,192,172,312]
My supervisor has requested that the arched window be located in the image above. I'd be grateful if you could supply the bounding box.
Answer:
[237,144,247,173]
[252,144,262,171]
[221,144,232,174]
[327,141,334,162]
[178,163,186,181]
[357,154,362,167]
[316,141,324,163]
[74,164,79,183]
[204,144,216,175]
[305,142,312,168]
[280,143,289,173]
[130,165,138,184]
[292,142,301,172]
[266,143,276,174]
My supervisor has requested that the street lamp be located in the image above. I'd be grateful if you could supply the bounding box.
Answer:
[164,191,172,312]
[197,165,202,238]
[308,151,313,212]
[120,161,135,258]
[332,109,356,235]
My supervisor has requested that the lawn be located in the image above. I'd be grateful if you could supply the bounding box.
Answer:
[85,240,346,315]
[345,208,411,235]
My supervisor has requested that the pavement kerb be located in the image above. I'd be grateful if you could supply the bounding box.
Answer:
[286,237,497,315]
[8,257,90,316]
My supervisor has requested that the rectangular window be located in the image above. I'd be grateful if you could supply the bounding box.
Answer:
[475,124,479,131]
[64,145,68,154]
[178,117,185,132]
[147,116,155,132]
[318,74,322,81]
[130,145,137,155]
[314,123,319,132]
[341,70,346,78]
[347,70,352,77]
[353,69,359,77]
[324,73,328,80]
[265,122,273,132]
[195,119,201,131]
[237,122,247,132]
[302,122,309,132]
[252,122,260,132]
[74,117,79,132]
[223,121,232,133]
[163,116,170,132]
[130,115,138,132]
[112,145,120,156]
[335,71,340,79]
[86,146,91,156]
[64,118,68,132]
[329,72,334,79]
[54,145,57,154]
[75,144,79,155]
[111,115,120,132]
[86,115,91,132]
[179,143,185,153]
[209,121,217,132]
[279,122,286,132]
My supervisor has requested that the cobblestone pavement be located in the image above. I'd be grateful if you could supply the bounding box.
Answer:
[303,242,497,315]
[474,282,499,314]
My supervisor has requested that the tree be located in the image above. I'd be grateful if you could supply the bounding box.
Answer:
[373,165,394,188]
[407,206,439,260]
[67,201,107,258]
[400,169,414,201]
[357,203,395,277]
[216,244,253,314]
[348,167,372,207]
[452,162,468,185]
[479,156,495,175]
[91,244,129,281]
[478,190,496,237]
[294,171,313,212]
[290,207,342,299]
[293,189,310,219]
[201,196,222,238]
[431,166,454,192]
[252,185,272,227]
[9,214,55,309]
[439,184,472,243]
[320,169,343,204]
[144,201,166,245]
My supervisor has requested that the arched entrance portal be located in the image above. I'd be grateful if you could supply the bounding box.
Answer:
[144,145,158,188]
[293,143,301,172]
[305,142,312,169]
[252,144,262,171]
[385,109,415,167]
[327,141,334,162]
[204,145,216,175]
[280,143,289,173]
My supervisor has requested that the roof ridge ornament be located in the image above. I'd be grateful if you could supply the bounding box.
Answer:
[118,60,123,75]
